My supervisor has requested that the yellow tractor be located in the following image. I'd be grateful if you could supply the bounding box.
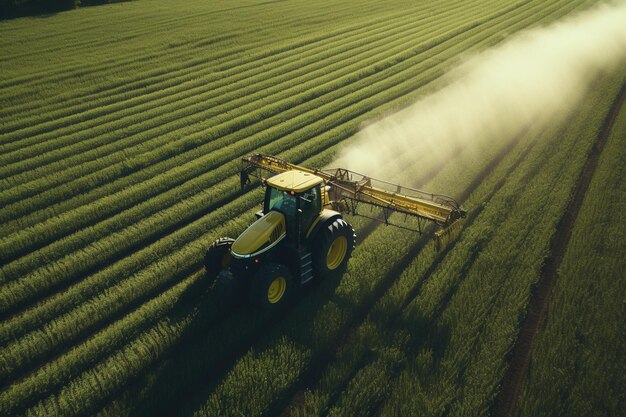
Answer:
[205,154,466,309]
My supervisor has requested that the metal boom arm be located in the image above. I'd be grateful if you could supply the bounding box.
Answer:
[240,154,466,243]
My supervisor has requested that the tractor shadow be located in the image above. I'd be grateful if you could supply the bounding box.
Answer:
[124,266,345,417]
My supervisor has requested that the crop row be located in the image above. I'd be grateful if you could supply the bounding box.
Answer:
[0,0,488,193]
[0,0,304,54]
[514,83,626,417]
[0,269,206,417]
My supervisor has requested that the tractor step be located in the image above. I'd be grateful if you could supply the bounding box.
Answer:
[299,251,314,284]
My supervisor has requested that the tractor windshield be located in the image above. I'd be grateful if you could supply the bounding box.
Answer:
[265,186,297,233]
[266,187,297,212]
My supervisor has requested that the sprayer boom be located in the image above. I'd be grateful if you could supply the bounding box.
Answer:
[240,154,466,248]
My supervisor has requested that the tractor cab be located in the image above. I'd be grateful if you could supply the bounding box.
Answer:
[264,170,324,240]
[228,170,324,261]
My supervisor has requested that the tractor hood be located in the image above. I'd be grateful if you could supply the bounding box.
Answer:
[231,210,286,258]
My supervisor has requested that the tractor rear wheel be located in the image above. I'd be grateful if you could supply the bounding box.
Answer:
[204,237,235,284]
[250,263,293,309]
[312,217,356,279]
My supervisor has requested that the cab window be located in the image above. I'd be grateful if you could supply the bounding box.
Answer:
[299,186,321,233]
[265,186,297,233]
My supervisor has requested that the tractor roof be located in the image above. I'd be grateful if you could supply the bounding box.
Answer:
[267,170,323,192]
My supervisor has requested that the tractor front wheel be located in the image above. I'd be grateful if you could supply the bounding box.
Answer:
[250,263,293,310]
[204,237,235,284]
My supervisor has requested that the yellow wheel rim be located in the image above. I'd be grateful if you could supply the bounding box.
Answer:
[326,235,348,270]
[267,276,286,304]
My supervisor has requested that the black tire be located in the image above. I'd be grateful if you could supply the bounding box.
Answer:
[250,263,293,310]
[312,217,355,279]
[204,237,235,283]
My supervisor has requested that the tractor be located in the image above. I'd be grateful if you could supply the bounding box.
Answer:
[205,154,465,309]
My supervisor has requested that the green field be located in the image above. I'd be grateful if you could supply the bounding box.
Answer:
[0,0,624,416]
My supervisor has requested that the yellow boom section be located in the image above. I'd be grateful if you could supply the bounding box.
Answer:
[240,154,466,231]
[346,183,451,224]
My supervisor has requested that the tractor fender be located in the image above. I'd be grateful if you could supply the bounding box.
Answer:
[306,209,343,242]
